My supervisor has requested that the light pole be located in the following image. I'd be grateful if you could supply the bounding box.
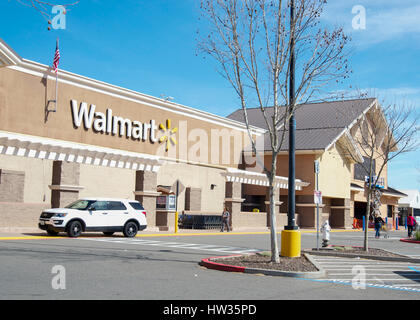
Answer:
[281,0,301,258]
[286,0,297,231]
[315,160,320,251]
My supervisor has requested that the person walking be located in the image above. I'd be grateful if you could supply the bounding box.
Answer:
[321,220,331,247]
[374,214,385,239]
[407,214,417,238]
[221,207,230,232]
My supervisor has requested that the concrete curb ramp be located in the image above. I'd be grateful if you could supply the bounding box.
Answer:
[200,253,326,279]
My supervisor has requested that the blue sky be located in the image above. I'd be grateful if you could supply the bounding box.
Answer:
[0,0,419,191]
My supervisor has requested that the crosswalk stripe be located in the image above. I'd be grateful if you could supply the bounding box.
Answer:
[79,238,258,254]
[324,268,417,271]
[330,278,420,281]
[309,255,420,293]
[396,284,420,287]
[328,273,417,276]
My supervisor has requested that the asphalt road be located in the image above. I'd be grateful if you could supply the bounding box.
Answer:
[0,229,419,300]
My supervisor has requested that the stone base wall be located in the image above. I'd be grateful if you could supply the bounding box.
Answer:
[232,212,299,230]
[0,170,25,203]
[232,211,267,229]
[0,202,50,229]
[185,187,202,211]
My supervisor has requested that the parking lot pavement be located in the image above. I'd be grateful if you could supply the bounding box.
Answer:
[310,255,420,293]
[0,229,418,299]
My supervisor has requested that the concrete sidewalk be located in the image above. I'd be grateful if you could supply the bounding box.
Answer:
[0,226,363,239]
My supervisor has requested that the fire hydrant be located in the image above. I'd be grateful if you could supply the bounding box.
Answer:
[321,220,331,247]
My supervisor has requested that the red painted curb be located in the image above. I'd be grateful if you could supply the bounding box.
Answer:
[200,255,246,273]
[400,238,420,244]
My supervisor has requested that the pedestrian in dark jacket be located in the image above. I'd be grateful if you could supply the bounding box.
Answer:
[374,214,385,239]
[221,207,230,232]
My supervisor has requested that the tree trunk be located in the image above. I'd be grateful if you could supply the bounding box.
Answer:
[364,155,375,252]
[364,189,371,252]
[268,180,280,263]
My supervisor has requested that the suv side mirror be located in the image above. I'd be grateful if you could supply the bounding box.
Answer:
[88,206,96,211]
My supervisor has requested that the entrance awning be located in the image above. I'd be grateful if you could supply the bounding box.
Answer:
[0,131,161,172]
[222,167,309,190]
[351,183,407,198]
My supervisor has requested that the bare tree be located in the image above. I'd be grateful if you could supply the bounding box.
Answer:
[15,0,79,29]
[344,98,419,252]
[198,0,350,262]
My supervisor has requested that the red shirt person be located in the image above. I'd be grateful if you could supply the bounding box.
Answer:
[407,215,417,238]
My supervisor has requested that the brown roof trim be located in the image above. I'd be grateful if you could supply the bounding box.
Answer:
[383,187,407,197]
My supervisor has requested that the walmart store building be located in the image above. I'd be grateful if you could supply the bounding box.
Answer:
[0,39,309,232]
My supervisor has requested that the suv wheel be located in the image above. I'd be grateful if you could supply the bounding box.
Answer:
[67,220,83,238]
[123,221,138,238]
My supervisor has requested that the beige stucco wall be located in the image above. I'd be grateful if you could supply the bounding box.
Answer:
[157,162,226,213]
[350,109,389,189]
[317,145,351,199]
[0,67,250,168]
[0,154,52,204]
[78,164,136,200]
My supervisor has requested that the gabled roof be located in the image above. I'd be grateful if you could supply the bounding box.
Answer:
[351,183,407,198]
[398,189,420,208]
[227,98,377,152]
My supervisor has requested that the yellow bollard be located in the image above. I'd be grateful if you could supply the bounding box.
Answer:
[175,211,179,234]
[281,230,301,257]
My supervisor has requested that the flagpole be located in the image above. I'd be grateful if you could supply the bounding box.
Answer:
[54,37,59,112]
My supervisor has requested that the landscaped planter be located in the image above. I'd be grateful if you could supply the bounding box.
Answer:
[400,238,420,244]
[200,252,326,278]
[303,245,420,263]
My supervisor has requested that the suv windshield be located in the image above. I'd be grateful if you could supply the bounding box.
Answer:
[65,200,96,210]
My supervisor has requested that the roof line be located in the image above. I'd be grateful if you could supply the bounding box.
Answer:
[279,126,350,131]
[227,97,376,113]
[0,38,266,135]
[324,99,378,152]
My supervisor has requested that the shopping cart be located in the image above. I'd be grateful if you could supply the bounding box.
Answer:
[381,224,389,239]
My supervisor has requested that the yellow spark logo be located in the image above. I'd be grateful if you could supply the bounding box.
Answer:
[159,119,178,151]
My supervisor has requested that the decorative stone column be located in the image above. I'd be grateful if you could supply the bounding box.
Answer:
[224,181,243,230]
[50,161,84,208]
[134,170,159,228]
[330,198,352,229]
[343,198,352,229]
[185,187,202,211]
[295,195,318,229]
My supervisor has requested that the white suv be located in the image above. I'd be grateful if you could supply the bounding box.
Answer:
[38,198,148,238]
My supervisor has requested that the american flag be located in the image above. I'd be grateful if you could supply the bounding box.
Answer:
[52,39,60,73]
